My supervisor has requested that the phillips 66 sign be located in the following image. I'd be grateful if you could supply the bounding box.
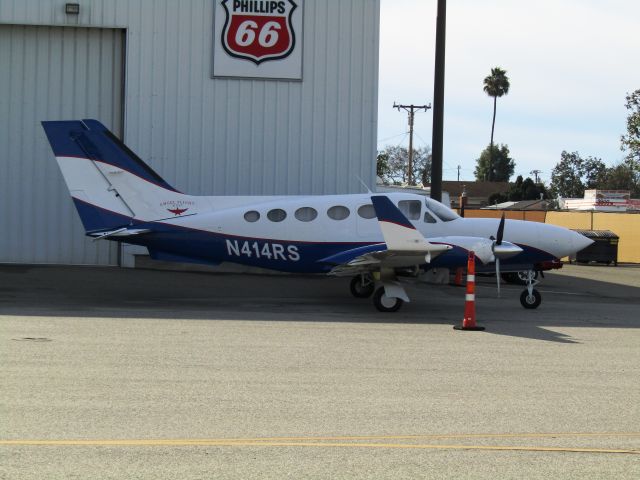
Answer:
[213,0,303,80]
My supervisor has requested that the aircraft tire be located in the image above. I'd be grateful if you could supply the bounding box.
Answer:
[350,275,375,298]
[373,287,403,312]
[520,289,542,309]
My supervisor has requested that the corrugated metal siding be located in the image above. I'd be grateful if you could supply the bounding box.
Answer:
[0,0,380,263]
[0,24,123,264]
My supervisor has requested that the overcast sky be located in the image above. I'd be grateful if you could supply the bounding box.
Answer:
[378,0,639,183]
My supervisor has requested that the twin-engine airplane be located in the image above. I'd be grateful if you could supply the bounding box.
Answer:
[42,120,592,312]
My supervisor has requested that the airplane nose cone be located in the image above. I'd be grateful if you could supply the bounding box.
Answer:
[536,224,594,259]
[571,230,594,254]
[555,228,594,258]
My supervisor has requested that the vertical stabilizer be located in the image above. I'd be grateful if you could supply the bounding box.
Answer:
[42,119,202,232]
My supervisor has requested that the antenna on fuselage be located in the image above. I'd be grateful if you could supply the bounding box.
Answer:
[356,175,373,194]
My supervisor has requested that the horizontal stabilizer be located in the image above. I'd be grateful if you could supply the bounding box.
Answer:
[89,228,151,241]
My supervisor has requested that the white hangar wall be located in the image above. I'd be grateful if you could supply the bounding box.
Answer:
[0,0,380,265]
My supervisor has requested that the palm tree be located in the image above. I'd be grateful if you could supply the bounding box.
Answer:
[483,67,510,181]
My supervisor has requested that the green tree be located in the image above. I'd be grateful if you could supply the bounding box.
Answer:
[488,175,548,204]
[483,67,510,180]
[376,152,391,180]
[599,159,640,197]
[377,145,431,186]
[549,151,607,198]
[474,144,515,182]
[621,89,640,163]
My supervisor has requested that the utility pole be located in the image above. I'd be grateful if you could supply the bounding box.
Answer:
[394,102,431,185]
[430,0,447,201]
[530,170,542,183]
[457,164,461,182]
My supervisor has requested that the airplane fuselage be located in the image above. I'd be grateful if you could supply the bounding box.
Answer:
[112,191,583,273]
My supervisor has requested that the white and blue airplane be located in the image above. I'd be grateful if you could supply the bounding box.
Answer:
[42,119,592,312]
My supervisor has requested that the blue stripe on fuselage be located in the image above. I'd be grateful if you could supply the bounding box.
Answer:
[71,199,557,273]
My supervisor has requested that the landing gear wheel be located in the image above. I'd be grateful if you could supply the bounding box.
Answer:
[520,288,542,309]
[350,275,375,298]
[373,287,403,312]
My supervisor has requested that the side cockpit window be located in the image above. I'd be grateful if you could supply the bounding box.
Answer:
[423,211,437,223]
[398,200,422,220]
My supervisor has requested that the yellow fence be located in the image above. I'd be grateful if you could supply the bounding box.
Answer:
[460,209,640,263]
[461,209,547,223]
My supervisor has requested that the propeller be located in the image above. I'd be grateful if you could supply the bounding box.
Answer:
[493,213,506,297]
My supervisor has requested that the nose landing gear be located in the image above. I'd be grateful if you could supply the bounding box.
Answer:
[519,270,542,309]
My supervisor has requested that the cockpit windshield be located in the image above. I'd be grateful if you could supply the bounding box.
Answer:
[424,198,459,222]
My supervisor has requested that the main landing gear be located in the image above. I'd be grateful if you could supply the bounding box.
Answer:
[519,269,542,309]
[349,274,375,298]
[350,273,408,312]
[373,287,403,312]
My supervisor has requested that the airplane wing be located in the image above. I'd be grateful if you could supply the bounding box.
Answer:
[319,195,525,308]
[320,196,521,277]
[320,196,452,275]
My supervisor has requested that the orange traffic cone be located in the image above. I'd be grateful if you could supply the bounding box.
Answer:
[454,251,485,331]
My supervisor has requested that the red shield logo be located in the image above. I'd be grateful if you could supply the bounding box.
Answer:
[221,0,297,64]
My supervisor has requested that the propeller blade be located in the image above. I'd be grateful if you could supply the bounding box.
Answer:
[496,213,505,246]
[496,257,501,298]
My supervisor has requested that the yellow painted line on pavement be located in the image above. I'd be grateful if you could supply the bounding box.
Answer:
[1,432,640,455]
[209,432,640,442]
[0,439,637,455]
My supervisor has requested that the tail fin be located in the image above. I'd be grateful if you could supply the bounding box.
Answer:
[42,119,196,233]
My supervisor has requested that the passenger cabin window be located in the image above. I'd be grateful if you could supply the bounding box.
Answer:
[424,198,459,222]
[267,208,287,222]
[327,205,350,220]
[398,200,421,220]
[244,210,260,222]
[423,211,437,223]
[295,207,317,222]
[357,204,376,219]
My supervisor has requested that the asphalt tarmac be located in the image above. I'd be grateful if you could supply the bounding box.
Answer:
[1,264,639,479]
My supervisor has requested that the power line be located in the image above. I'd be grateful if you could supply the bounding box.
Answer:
[377,131,410,145]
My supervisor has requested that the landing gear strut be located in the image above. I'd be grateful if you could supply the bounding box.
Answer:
[350,274,375,298]
[501,270,539,285]
[519,269,542,309]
